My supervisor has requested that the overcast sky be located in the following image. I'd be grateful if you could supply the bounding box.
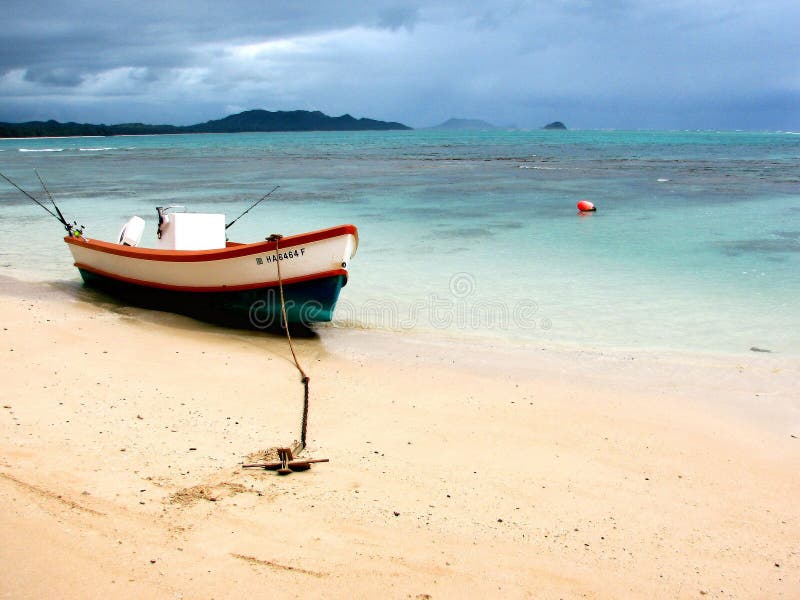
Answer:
[1,0,798,130]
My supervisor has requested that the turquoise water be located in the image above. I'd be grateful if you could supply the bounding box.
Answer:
[1,130,798,354]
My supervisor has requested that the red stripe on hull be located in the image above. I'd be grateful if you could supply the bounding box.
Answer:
[64,224,358,262]
[73,262,349,293]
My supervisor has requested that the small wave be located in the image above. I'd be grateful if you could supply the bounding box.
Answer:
[435,226,494,239]
[19,148,63,152]
[718,238,800,256]
[519,165,559,170]
[657,178,670,182]
[79,147,116,152]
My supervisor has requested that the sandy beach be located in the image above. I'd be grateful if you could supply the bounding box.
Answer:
[1,275,798,599]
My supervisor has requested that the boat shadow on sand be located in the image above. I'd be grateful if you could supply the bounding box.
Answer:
[44,278,320,339]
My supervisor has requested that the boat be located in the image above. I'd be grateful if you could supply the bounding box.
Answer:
[63,206,358,328]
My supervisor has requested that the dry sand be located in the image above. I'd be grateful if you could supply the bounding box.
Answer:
[0,276,798,599]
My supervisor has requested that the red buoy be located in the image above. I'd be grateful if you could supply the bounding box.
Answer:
[577,200,596,212]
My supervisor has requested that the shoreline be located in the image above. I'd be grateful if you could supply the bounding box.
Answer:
[1,274,798,598]
[4,272,799,436]
[320,325,800,435]
[4,263,798,360]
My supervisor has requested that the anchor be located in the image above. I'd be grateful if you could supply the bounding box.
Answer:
[242,446,329,476]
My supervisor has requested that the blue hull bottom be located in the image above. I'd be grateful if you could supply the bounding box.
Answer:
[77,269,347,329]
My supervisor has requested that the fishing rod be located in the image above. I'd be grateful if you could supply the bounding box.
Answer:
[225,185,280,230]
[0,171,82,237]
[35,168,69,228]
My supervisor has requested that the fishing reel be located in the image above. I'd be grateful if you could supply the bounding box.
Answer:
[67,221,85,238]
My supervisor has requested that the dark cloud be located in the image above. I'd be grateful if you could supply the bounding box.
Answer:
[23,67,84,87]
[378,5,419,30]
[1,1,799,129]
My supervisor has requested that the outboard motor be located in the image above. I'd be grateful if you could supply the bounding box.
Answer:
[117,216,145,247]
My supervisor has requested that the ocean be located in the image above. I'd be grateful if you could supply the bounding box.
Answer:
[1,129,798,355]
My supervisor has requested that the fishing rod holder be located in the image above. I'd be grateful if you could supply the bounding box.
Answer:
[155,205,186,239]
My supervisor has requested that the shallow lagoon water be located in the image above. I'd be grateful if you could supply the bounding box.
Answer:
[1,129,798,354]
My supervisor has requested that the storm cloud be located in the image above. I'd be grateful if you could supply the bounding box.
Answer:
[1,0,798,129]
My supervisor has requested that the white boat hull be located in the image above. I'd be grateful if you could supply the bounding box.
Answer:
[64,225,358,326]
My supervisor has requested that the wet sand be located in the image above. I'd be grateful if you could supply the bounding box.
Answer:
[0,276,798,598]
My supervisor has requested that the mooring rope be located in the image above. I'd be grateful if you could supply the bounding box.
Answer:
[267,233,310,451]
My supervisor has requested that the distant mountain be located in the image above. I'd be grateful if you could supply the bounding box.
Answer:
[428,118,501,130]
[184,110,410,133]
[0,109,411,138]
[543,121,567,130]
[0,120,180,138]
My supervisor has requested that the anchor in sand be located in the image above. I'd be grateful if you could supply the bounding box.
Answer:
[242,446,329,475]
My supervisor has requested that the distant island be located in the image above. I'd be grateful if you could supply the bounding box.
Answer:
[427,118,566,131]
[427,118,502,131]
[0,109,412,138]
